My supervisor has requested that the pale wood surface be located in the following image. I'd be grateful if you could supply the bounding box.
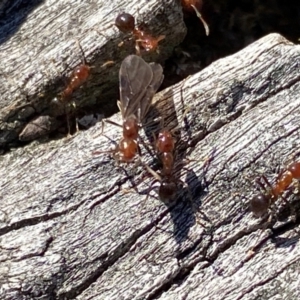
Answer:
[0,0,186,149]
[1,31,300,299]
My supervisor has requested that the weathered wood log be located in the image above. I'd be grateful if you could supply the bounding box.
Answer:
[1,33,300,299]
[0,0,186,150]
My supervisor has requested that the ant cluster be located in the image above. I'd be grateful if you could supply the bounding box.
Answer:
[100,54,182,202]
[56,11,165,134]
[54,9,208,204]
[250,161,300,217]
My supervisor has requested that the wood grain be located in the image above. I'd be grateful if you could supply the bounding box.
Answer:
[1,32,300,299]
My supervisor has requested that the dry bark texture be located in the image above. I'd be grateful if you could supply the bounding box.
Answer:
[0,0,186,150]
[1,29,300,300]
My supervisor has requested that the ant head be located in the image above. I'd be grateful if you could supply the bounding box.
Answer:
[250,193,270,217]
[159,179,177,202]
[115,13,135,33]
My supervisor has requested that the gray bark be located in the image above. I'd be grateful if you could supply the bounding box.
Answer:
[1,4,300,299]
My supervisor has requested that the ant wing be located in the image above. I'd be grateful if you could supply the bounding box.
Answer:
[137,62,164,122]
[119,55,153,120]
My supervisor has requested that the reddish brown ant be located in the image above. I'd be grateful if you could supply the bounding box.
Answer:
[56,40,91,134]
[141,126,208,228]
[181,0,209,36]
[143,129,178,201]
[99,54,163,162]
[61,40,91,101]
[115,12,165,53]
[250,161,300,217]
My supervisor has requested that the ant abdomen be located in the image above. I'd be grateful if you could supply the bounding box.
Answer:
[61,56,90,99]
[119,138,138,162]
[159,180,177,201]
[250,194,270,217]
[272,172,293,197]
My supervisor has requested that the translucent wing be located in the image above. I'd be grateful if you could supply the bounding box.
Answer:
[119,55,163,122]
[137,62,164,122]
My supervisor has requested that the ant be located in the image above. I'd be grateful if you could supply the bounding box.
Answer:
[181,0,209,36]
[115,12,165,54]
[61,40,91,101]
[57,40,91,134]
[99,54,164,162]
[141,126,208,227]
[250,161,300,217]
[144,129,178,201]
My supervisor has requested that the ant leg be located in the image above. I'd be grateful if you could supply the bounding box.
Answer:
[64,103,72,138]
[126,164,153,193]
[102,118,123,130]
[93,118,122,139]
[139,135,155,158]
[75,117,80,134]
[248,220,272,255]
[278,193,295,221]
[155,35,165,54]
[178,177,206,227]
[93,28,109,40]
[190,4,210,36]
[144,179,159,204]
[92,146,118,157]
[75,39,87,66]
[256,176,271,192]
[100,60,115,68]
[135,39,142,56]
[92,130,118,156]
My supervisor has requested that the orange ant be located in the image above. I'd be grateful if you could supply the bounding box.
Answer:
[181,0,209,36]
[61,40,91,101]
[115,12,165,53]
[99,54,163,162]
[57,40,91,134]
[141,126,208,228]
[250,161,300,217]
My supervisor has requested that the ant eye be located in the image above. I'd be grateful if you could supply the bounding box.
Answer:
[250,194,269,217]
